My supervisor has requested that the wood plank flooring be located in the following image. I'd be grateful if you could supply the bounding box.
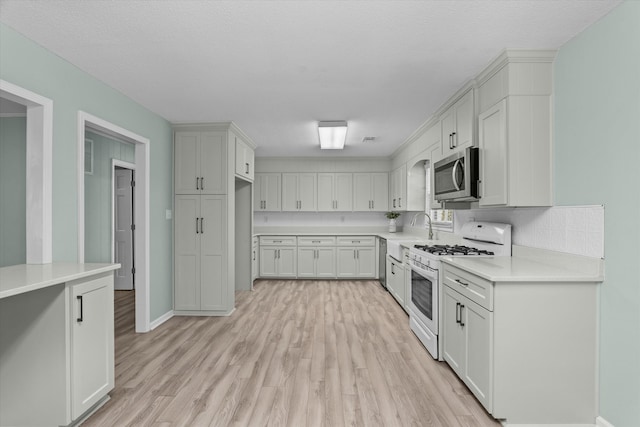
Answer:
[86,281,500,427]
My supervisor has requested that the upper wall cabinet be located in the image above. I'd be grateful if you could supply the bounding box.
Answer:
[234,132,255,182]
[441,88,475,156]
[476,50,556,207]
[390,165,407,211]
[317,173,353,212]
[175,131,227,195]
[353,173,389,212]
[282,173,317,211]
[254,173,281,211]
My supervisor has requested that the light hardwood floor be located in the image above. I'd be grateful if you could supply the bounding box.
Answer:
[86,281,500,427]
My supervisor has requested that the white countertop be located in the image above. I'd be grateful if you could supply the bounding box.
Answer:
[442,249,604,283]
[0,262,121,299]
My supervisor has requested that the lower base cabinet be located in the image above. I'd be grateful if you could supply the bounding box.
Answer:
[0,269,115,427]
[442,263,599,424]
[297,247,336,278]
[336,247,376,278]
[259,247,297,278]
[386,254,405,308]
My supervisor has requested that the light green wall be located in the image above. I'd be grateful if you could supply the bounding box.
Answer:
[554,2,640,425]
[84,131,135,263]
[0,117,26,267]
[0,23,174,320]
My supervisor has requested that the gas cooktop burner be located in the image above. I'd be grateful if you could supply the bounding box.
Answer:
[413,244,494,256]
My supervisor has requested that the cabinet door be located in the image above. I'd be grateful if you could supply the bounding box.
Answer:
[317,173,335,212]
[260,247,278,277]
[174,195,200,310]
[235,137,254,181]
[336,247,357,277]
[353,173,372,211]
[463,299,493,411]
[404,264,411,311]
[390,169,397,209]
[263,173,282,211]
[252,244,258,281]
[71,275,114,419]
[174,132,200,194]
[281,173,299,211]
[478,100,508,206]
[199,132,226,194]
[316,247,336,278]
[298,173,317,211]
[429,146,443,210]
[398,165,407,210]
[440,108,456,155]
[394,262,405,306]
[454,89,474,152]
[386,257,395,293]
[277,247,297,277]
[335,173,353,211]
[200,196,227,311]
[442,286,465,377]
[370,173,389,212]
[356,247,376,278]
[297,247,317,277]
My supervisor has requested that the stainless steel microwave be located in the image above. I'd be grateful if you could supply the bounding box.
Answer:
[433,147,479,202]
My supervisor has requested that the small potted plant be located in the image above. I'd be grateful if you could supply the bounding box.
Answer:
[385,211,401,233]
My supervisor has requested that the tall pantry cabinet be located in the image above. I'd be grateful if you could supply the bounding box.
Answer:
[173,123,256,315]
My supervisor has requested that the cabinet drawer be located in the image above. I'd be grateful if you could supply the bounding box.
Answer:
[297,236,336,246]
[443,264,493,311]
[336,236,376,246]
[260,236,297,246]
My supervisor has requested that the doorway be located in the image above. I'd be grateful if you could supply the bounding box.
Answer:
[78,112,150,333]
[113,162,135,291]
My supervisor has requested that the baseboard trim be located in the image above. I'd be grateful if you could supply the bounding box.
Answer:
[596,416,615,427]
[149,310,174,330]
[501,423,596,427]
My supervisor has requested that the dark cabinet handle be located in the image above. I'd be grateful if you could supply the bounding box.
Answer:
[253,250,256,261]
[460,304,465,326]
[398,197,401,207]
[454,279,469,287]
[196,177,200,190]
[245,162,250,174]
[201,177,204,190]
[452,132,457,148]
[196,218,199,234]
[77,296,83,322]
[455,302,460,324]
[200,218,204,234]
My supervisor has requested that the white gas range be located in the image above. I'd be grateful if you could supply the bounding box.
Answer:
[408,221,512,360]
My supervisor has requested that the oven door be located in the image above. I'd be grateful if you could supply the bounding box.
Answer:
[410,263,438,334]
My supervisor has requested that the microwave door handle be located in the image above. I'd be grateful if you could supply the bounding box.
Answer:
[452,159,462,191]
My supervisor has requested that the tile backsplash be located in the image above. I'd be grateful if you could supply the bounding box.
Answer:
[454,205,605,258]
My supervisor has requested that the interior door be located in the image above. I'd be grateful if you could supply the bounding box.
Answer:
[114,168,134,290]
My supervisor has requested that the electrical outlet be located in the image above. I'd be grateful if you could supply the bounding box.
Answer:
[165,209,172,220]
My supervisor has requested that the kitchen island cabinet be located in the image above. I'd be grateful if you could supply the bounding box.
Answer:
[0,263,118,427]
[441,255,601,425]
[336,236,376,278]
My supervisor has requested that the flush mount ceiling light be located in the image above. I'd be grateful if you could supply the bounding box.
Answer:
[318,121,347,150]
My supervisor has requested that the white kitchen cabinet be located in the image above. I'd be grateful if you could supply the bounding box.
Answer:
[441,262,599,424]
[442,284,492,410]
[336,236,376,278]
[282,173,317,211]
[174,195,227,312]
[174,122,256,316]
[429,145,443,210]
[297,236,337,278]
[254,173,281,211]
[440,88,474,156]
[353,172,389,212]
[386,254,405,307]
[260,246,297,277]
[390,165,407,211]
[175,131,226,195]
[0,266,117,427]
[476,50,555,207]
[317,173,353,211]
[70,274,115,419]
[403,251,411,312]
[234,133,255,182]
[259,236,297,278]
[252,236,259,282]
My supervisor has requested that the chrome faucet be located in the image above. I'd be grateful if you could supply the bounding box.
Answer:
[410,212,434,240]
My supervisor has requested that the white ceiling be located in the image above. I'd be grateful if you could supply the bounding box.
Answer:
[0,0,621,157]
